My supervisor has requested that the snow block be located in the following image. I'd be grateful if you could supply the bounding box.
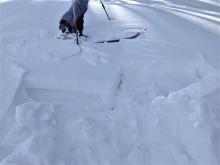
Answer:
[24,57,122,97]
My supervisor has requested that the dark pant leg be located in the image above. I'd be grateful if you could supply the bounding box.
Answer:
[76,14,85,35]
[60,5,75,33]
[59,19,73,33]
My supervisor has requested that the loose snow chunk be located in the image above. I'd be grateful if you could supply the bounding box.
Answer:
[0,101,56,165]
[15,101,55,129]
[145,71,220,165]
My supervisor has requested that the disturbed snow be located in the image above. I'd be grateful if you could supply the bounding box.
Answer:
[0,0,220,165]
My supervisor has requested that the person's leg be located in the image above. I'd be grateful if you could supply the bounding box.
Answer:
[59,5,75,33]
[76,14,85,35]
[59,19,73,33]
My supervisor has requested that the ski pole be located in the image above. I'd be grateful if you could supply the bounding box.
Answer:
[99,0,111,21]
[72,0,79,45]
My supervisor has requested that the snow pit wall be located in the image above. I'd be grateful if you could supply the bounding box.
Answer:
[0,62,26,119]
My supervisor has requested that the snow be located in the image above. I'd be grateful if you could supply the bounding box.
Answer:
[0,0,220,165]
[0,60,26,119]
[146,72,220,165]
[24,58,121,96]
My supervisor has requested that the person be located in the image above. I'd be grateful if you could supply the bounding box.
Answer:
[58,0,89,38]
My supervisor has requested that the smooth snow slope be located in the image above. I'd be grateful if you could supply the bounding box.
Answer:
[0,0,220,165]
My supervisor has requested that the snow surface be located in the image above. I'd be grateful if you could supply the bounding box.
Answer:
[0,0,220,165]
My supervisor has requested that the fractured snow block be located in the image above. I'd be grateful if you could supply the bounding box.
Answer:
[24,57,122,97]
